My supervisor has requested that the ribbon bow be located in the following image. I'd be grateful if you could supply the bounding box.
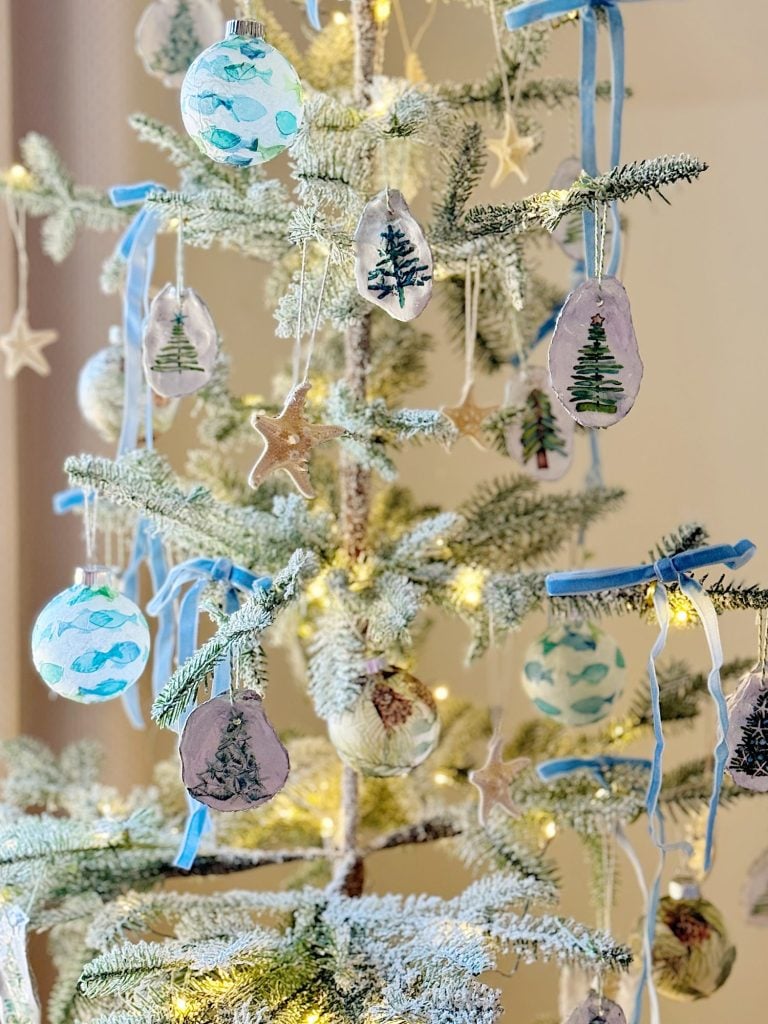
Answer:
[147,557,270,869]
[546,538,756,874]
[537,756,659,1024]
[505,0,643,278]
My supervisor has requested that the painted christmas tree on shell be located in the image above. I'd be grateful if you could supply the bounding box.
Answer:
[729,687,768,782]
[568,312,625,415]
[150,309,205,374]
[367,224,432,309]
[188,705,266,804]
[153,0,203,78]
[520,386,568,470]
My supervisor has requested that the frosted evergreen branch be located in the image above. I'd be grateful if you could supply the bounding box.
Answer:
[437,73,616,113]
[0,133,128,261]
[152,551,317,728]
[464,155,708,239]
[64,451,335,571]
[364,818,461,854]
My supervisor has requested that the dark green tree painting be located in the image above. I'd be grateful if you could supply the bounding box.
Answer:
[520,387,568,470]
[567,312,625,415]
[729,688,768,782]
[367,225,432,309]
[151,311,205,374]
[188,706,265,804]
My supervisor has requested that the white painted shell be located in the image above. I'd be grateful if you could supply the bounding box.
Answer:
[142,284,218,398]
[549,277,642,429]
[354,189,433,322]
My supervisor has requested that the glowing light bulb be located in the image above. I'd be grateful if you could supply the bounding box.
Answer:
[452,567,485,610]
[595,787,609,800]
[173,996,191,1014]
[612,724,625,739]
[5,163,31,187]
[542,819,557,840]
[306,575,329,604]
[305,1012,320,1024]
[373,0,392,22]
[320,816,335,838]
[432,685,450,702]
[433,771,452,786]
[332,11,347,24]
[675,609,690,625]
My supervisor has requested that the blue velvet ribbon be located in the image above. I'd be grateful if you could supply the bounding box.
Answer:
[147,557,270,868]
[505,0,636,277]
[545,538,756,874]
[537,755,659,1024]
[306,0,321,30]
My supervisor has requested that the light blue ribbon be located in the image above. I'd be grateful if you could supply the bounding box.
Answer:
[147,557,270,869]
[306,0,321,30]
[109,182,165,456]
[537,755,660,1024]
[506,0,638,277]
[546,538,756,874]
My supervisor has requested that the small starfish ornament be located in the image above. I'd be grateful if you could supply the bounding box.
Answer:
[487,115,535,187]
[441,382,499,450]
[469,735,530,826]
[0,310,58,379]
[248,380,344,499]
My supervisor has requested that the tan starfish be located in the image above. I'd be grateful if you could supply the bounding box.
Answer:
[469,735,530,826]
[487,115,535,187]
[248,380,344,499]
[0,310,58,378]
[441,382,499,450]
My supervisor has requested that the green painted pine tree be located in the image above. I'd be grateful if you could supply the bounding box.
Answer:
[568,312,625,414]
[520,387,568,470]
[188,706,265,804]
[151,311,205,374]
[729,689,768,782]
[152,1,201,78]
[367,225,432,308]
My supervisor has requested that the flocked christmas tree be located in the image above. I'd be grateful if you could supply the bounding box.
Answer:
[567,312,625,415]
[520,387,567,470]
[150,309,205,373]
[0,2,766,1023]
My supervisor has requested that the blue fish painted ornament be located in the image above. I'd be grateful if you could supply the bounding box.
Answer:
[521,620,625,726]
[31,566,150,703]
[180,17,303,166]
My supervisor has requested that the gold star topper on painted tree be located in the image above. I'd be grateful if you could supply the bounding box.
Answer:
[441,382,499,450]
[487,115,535,187]
[0,310,58,379]
[469,734,531,826]
[248,380,344,499]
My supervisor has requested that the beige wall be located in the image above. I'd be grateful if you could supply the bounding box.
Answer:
[3,0,768,1020]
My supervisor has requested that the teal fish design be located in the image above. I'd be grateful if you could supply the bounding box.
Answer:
[68,585,117,605]
[220,153,256,166]
[615,648,626,668]
[77,678,128,699]
[559,628,597,651]
[566,664,610,686]
[71,641,142,674]
[57,609,140,637]
[188,91,266,122]
[570,694,617,716]
[275,109,298,137]
[39,663,64,685]
[203,56,272,82]
[200,127,243,150]
[219,38,268,60]
[533,697,562,716]
[524,661,554,684]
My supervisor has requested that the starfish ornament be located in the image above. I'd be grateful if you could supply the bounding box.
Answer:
[0,310,58,379]
[248,380,344,499]
[441,382,499,450]
[469,735,530,826]
[487,115,535,187]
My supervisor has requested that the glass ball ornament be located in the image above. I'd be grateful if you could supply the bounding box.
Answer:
[31,567,150,703]
[327,663,441,777]
[78,328,179,443]
[650,878,736,1001]
[521,620,625,726]
[180,18,303,167]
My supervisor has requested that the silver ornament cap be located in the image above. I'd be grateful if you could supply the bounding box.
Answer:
[225,18,266,39]
[74,565,114,589]
[668,875,701,901]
